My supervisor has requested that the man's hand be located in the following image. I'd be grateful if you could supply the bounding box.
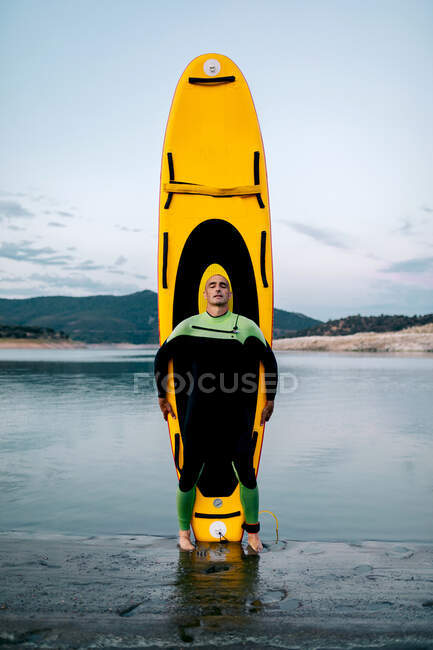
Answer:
[158,397,176,421]
[260,400,274,426]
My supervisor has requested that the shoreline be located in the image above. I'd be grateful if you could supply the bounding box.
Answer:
[1,531,432,648]
[274,327,433,353]
[1,328,433,354]
[0,339,157,349]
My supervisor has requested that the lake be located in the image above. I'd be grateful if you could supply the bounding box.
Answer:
[1,348,432,542]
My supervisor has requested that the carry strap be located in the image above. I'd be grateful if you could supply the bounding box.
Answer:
[163,181,260,198]
[163,152,266,208]
[189,76,235,85]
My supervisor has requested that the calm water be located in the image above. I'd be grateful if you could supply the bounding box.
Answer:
[0,348,432,542]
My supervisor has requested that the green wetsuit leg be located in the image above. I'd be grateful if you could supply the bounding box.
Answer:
[232,463,259,524]
[177,486,196,531]
[240,483,259,524]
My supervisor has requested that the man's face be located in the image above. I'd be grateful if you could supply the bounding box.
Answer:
[203,275,232,307]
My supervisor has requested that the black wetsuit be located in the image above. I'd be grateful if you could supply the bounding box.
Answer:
[154,310,278,497]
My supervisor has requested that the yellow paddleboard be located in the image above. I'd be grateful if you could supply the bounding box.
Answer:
[158,53,273,542]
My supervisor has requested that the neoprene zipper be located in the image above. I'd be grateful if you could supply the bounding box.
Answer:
[191,313,240,335]
[191,325,236,334]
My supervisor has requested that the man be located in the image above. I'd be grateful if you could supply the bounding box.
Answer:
[154,275,278,552]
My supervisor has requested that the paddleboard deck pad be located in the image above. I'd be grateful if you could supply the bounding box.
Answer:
[158,54,273,542]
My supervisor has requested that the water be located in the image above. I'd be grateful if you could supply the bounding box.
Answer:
[1,348,432,542]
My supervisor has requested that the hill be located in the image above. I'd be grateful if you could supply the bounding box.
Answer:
[288,313,433,338]
[0,291,319,344]
[0,324,70,341]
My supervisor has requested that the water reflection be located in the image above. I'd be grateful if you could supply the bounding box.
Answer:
[173,542,259,641]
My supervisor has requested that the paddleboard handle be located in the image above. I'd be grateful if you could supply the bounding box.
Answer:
[260,230,269,288]
[164,153,175,209]
[174,432,181,470]
[189,76,236,85]
[254,151,265,209]
[195,511,241,519]
[162,232,169,288]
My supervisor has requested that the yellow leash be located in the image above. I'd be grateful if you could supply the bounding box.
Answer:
[259,509,279,543]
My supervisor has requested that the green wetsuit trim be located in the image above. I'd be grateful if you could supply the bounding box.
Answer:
[166,310,267,346]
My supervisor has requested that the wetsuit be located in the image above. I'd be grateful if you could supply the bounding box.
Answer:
[154,310,278,531]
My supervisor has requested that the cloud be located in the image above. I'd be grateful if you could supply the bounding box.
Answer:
[57,211,74,217]
[134,273,147,279]
[0,200,34,221]
[114,255,127,266]
[0,190,27,198]
[67,260,105,271]
[280,220,352,250]
[0,274,25,283]
[27,273,141,294]
[115,224,143,233]
[421,206,433,214]
[394,219,414,236]
[382,256,433,274]
[48,221,67,228]
[0,241,73,266]
[7,225,27,231]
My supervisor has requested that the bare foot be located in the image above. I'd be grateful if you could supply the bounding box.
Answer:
[247,532,263,552]
[178,530,195,551]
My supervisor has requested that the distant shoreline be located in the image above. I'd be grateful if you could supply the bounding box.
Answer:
[274,324,433,353]
[1,324,433,353]
[0,339,157,349]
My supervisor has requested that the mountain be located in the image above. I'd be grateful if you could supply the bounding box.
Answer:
[288,313,433,338]
[273,308,321,338]
[0,291,320,344]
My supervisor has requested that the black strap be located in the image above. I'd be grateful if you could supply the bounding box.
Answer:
[254,151,265,209]
[195,511,241,519]
[260,230,268,288]
[174,433,180,470]
[162,232,168,289]
[242,522,260,533]
[164,153,174,209]
[250,430,258,456]
[189,76,235,85]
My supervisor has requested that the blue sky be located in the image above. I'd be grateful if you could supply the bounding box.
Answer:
[1,0,432,320]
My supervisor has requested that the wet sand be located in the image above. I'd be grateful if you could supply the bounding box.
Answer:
[1,532,432,648]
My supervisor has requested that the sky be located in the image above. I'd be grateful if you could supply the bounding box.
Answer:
[1,0,432,320]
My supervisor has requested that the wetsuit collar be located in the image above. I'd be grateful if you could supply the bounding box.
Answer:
[205,309,232,320]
